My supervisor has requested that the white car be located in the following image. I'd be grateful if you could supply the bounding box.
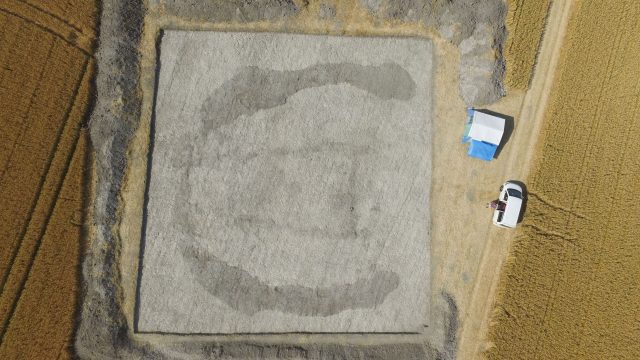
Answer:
[492,181,524,228]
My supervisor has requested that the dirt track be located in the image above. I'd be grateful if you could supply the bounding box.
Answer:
[0,0,96,358]
[488,1,640,358]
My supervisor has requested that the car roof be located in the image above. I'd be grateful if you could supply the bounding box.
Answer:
[504,182,523,192]
[507,188,523,198]
[502,197,522,227]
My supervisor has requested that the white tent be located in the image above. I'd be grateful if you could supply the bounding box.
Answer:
[468,111,505,145]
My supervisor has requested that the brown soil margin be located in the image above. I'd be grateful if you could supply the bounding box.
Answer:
[0,0,96,358]
[487,1,640,359]
[504,0,551,90]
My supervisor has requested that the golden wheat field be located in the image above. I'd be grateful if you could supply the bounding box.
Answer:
[487,1,640,359]
[504,0,550,89]
[0,0,96,358]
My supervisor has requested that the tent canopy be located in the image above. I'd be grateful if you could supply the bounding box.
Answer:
[468,111,505,145]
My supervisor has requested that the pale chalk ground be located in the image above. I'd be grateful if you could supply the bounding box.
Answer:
[114,0,572,357]
[138,31,433,334]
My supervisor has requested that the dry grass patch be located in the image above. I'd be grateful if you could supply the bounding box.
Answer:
[504,0,550,89]
[488,1,640,359]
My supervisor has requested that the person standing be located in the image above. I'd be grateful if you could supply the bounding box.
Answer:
[486,200,499,209]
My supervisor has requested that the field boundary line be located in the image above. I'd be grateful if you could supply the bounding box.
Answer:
[0,58,89,342]
[0,132,83,344]
[0,39,55,289]
[0,1,92,55]
[0,51,89,299]
[20,0,84,34]
[0,38,54,181]
[527,192,588,220]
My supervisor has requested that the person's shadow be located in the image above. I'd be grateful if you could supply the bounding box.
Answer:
[476,109,514,159]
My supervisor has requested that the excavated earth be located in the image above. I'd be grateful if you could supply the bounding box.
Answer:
[76,0,507,359]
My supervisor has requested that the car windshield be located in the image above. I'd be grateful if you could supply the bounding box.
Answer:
[507,189,522,199]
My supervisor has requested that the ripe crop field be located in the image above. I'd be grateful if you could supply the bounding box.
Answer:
[0,0,96,358]
[488,1,640,359]
[504,0,550,89]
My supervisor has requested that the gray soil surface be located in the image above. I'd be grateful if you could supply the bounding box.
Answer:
[75,0,146,359]
[137,31,431,334]
[151,0,298,22]
[76,0,508,358]
[361,0,506,105]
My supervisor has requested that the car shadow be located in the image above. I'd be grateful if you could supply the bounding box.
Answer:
[507,180,528,223]
[476,108,514,159]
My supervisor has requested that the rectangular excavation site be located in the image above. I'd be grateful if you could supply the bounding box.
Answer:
[137,31,432,334]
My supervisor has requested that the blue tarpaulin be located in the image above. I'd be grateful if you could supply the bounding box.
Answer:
[462,108,474,143]
[468,139,498,161]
